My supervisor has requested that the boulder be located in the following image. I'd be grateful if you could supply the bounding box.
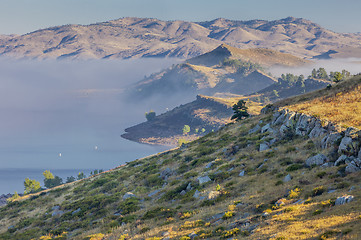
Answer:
[239,170,245,177]
[295,114,315,136]
[259,143,270,152]
[160,168,173,180]
[338,137,359,156]
[52,210,64,217]
[197,175,211,184]
[321,132,342,149]
[305,154,328,167]
[123,192,137,200]
[193,190,201,198]
[309,121,327,138]
[283,174,292,182]
[345,158,361,173]
[334,155,348,166]
[335,195,354,205]
[186,183,192,191]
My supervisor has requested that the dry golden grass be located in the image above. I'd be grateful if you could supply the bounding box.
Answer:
[276,75,361,129]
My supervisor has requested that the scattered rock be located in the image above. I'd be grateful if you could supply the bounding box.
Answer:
[283,174,292,182]
[160,168,173,180]
[259,143,270,152]
[197,175,211,184]
[193,190,201,198]
[239,170,245,177]
[249,125,261,134]
[72,208,81,215]
[335,195,354,205]
[205,162,213,169]
[208,191,221,200]
[148,189,161,197]
[123,192,137,200]
[52,210,64,217]
[180,190,186,196]
[327,189,336,194]
[305,154,328,167]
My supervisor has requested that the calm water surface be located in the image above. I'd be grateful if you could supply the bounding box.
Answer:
[0,58,178,194]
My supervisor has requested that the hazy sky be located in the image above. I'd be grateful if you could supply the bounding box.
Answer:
[1,0,361,35]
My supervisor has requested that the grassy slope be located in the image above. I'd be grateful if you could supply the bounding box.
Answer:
[276,74,361,129]
[1,105,361,239]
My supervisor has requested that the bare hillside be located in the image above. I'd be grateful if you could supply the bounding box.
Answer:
[0,17,361,60]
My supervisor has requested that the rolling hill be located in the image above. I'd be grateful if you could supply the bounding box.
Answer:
[1,17,361,60]
[129,44,308,99]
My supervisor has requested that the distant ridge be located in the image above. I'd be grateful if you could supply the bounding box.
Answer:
[0,17,361,60]
[129,44,307,99]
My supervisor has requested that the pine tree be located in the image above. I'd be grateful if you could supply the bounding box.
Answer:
[231,100,249,121]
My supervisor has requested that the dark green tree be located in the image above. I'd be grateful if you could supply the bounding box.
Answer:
[333,72,343,83]
[77,172,86,180]
[43,170,63,189]
[145,110,156,121]
[231,100,249,121]
[66,176,76,183]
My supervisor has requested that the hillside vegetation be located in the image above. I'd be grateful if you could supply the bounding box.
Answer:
[1,76,361,239]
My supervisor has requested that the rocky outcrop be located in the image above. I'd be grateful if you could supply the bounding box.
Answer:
[265,108,361,173]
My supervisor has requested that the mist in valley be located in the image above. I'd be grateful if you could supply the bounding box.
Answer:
[0,57,190,193]
[270,58,361,78]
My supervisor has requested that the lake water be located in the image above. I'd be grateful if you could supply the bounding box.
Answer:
[0,58,180,194]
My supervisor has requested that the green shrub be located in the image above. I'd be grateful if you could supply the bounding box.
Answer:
[142,207,176,220]
[145,174,164,187]
[286,164,303,172]
[316,171,327,179]
[312,186,325,197]
[118,198,140,215]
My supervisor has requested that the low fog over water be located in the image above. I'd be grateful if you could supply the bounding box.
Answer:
[0,58,183,194]
[270,58,361,77]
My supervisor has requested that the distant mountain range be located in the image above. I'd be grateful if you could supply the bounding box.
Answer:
[1,17,361,60]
